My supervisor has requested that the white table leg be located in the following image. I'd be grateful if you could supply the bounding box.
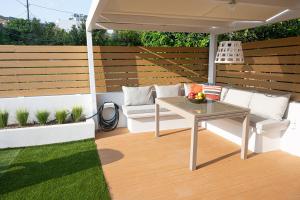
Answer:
[155,103,160,137]
[241,113,250,159]
[190,118,198,171]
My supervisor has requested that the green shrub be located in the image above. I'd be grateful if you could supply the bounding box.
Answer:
[71,106,84,122]
[16,109,29,126]
[35,110,50,125]
[0,110,9,128]
[55,110,68,124]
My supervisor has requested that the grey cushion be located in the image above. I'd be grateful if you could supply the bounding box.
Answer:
[154,84,181,98]
[223,88,254,108]
[122,86,154,106]
[249,92,291,120]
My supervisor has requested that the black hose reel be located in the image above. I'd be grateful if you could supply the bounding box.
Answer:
[97,102,119,132]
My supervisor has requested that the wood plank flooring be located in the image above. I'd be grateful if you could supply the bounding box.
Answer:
[95,128,300,200]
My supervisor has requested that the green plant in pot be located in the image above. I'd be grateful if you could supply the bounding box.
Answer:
[55,110,68,124]
[71,106,84,122]
[16,109,29,127]
[36,110,50,125]
[0,110,9,128]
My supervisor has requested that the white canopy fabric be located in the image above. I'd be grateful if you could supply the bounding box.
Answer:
[86,0,300,34]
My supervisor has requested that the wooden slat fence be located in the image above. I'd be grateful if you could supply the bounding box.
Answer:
[0,45,91,97]
[0,45,208,97]
[216,36,300,101]
[93,46,208,92]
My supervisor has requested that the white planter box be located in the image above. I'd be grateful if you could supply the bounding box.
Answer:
[0,119,95,149]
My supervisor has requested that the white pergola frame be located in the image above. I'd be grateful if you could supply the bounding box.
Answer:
[86,0,300,126]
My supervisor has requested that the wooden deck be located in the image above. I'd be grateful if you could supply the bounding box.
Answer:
[95,128,300,200]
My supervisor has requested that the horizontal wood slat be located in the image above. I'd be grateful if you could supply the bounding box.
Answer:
[1,81,89,90]
[242,37,300,50]
[0,45,88,53]
[94,65,207,73]
[217,65,300,73]
[0,45,208,53]
[0,88,90,98]
[0,60,88,68]
[0,74,90,83]
[216,77,300,93]
[0,67,89,75]
[96,76,207,86]
[0,59,206,68]
[244,46,300,57]
[96,71,208,79]
[94,53,208,60]
[0,52,208,60]
[217,36,300,101]
[217,71,300,83]
[0,45,208,97]
[244,56,300,65]
[95,46,209,53]
[94,59,207,66]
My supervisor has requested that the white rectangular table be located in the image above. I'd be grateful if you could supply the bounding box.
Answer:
[155,96,250,171]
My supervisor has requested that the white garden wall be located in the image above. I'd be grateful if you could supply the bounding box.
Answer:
[0,94,93,124]
[0,119,95,148]
[281,102,300,157]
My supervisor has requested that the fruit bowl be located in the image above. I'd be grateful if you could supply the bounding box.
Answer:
[186,92,207,104]
[187,97,207,104]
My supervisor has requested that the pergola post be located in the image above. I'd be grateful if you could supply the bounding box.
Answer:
[208,33,218,84]
[86,31,99,129]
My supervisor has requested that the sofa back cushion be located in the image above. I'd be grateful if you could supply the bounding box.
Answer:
[155,84,181,98]
[249,92,291,120]
[203,85,222,100]
[122,86,154,106]
[220,87,230,101]
[223,88,253,108]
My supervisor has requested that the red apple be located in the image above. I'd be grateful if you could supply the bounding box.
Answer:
[188,92,196,99]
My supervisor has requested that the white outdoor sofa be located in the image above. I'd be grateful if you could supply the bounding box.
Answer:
[122,86,292,153]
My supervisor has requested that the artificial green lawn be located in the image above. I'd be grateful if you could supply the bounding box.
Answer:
[0,139,110,200]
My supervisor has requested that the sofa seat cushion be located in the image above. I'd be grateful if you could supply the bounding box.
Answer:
[122,105,176,119]
[232,114,290,134]
[222,88,254,108]
[249,92,291,121]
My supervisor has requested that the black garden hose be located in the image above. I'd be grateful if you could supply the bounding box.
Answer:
[86,102,119,132]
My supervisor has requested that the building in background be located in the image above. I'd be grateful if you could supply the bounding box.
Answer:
[55,14,87,31]
[0,15,13,25]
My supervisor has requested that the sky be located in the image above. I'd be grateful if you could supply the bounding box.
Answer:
[0,0,92,23]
